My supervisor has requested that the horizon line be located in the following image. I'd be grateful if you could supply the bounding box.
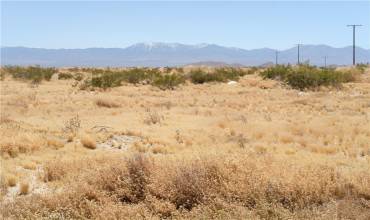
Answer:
[1,43,370,51]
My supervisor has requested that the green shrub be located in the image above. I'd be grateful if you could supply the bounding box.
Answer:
[91,72,124,89]
[152,74,185,90]
[214,67,246,79]
[260,65,291,80]
[122,68,147,84]
[189,67,247,84]
[260,65,356,90]
[58,72,74,80]
[189,69,211,84]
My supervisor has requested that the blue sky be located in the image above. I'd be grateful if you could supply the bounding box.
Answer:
[1,1,370,50]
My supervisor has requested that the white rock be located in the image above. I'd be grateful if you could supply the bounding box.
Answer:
[227,81,237,85]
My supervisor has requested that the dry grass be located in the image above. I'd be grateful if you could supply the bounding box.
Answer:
[80,135,97,149]
[46,138,65,149]
[0,66,369,219]
[7,176,17,187]
[2,153,370,219]
[95,97,121,108]
[19,182,29,195]
[22,162,37,170]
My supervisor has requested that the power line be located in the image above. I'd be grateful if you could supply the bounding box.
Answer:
[347,24,362,65]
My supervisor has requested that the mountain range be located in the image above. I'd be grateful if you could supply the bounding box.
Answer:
[1,43,370,67]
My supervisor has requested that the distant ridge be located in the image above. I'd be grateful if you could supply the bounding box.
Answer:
[1,43,370,67]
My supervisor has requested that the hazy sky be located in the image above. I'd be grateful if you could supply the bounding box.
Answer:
[1,1,370,50]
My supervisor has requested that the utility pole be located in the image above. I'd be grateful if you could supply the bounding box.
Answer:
[275,50,279,65]
[324,56,327,68]
[296,44,302,65]
[347,24,362,65]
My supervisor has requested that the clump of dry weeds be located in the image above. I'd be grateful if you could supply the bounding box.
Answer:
[95,98,121,108]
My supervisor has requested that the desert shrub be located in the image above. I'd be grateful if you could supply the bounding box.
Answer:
[58,72,74,80]
[62,115,81,138]
[122,68,147,84]
[246,66,259,75]
[286,66,355,90]
[152,74,185,90]
[189,69,215,84]
[73,73,84,81]
[79,78,92,90]
[260,65,291,80]
[80,75,120,90]
[145,68,162,83]
[3,65,56,82]
[81,68,185,90]
[91,72,124,89]
[189,68,246,84]
[0,69,5,80]
[170,160,222,210]
[124,154,152,203]
[43,160,69,182]
[355,63,367,73]
[144,109,163,125]
[261,65,356,90]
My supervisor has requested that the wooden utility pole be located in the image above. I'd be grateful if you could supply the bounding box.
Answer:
[347,24,362,65]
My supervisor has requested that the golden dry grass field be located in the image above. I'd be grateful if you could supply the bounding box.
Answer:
[1,66,370,219]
